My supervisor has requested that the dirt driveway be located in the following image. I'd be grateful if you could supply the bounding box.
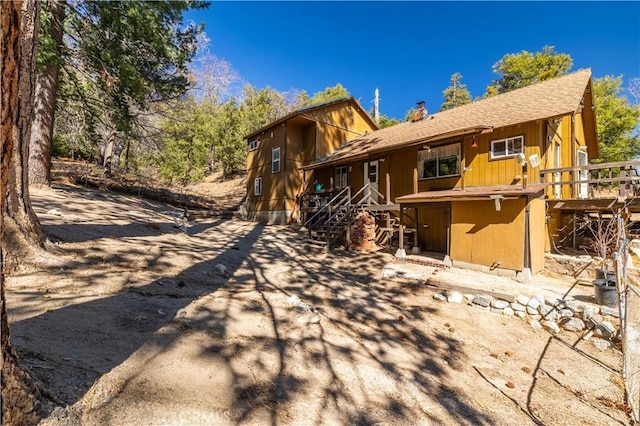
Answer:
[6,184,629,425]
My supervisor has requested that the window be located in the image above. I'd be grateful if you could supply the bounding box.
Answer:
[418,143,460,179]
[335,166,348,188]
[254,177,262,196]
[272,147,280,173]
[249,139,259,151]
[490,135,523,159]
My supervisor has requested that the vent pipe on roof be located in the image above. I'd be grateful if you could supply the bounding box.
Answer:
[412,101,428,122]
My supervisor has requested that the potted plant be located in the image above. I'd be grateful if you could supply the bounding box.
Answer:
[586,213,618,307]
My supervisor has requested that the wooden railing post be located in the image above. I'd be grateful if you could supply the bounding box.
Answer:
[386,172,391,204]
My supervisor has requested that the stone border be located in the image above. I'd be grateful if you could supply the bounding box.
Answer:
[432,290,621,350]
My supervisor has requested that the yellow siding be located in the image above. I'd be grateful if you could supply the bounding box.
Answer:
[246,125,287,213]
[246,99,377,219]
[451,199,526,271]
[464,122,543,188]
[529,197,546,273]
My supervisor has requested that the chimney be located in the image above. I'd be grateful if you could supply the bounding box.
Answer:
[412,101,428,122]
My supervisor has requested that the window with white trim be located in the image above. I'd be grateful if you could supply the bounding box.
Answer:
[418,143,460,179]
[335,166,348,188]
[272,147,281,173]
[254,177,262,196]
[249,139,259,151]
[490,135,524,159]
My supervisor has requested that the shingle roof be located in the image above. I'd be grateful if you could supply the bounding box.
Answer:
[305,69,592,169]
[245,97,378,140]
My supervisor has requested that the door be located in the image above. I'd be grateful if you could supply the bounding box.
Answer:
[418,203,450,253]
[364,160,380,203]
[577,150,588,199]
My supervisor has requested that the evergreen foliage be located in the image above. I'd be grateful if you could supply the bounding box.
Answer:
[440,73,471,111]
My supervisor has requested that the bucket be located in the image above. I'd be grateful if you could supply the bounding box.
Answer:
[593,279,618,308]
[595,269,615,282]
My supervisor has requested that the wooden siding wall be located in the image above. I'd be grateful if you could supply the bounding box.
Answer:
[246,124,287,213]
[464,122,543,188]
[286,121,316,211]
[529,197,546,273]
[451,199,526,271]
[307,102,374,160]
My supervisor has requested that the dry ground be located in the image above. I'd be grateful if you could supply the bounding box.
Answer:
[5,182,631,425]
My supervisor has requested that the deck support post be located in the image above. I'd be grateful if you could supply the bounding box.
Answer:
[395,206,406,259]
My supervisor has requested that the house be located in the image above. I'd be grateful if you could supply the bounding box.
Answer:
[302,69,603,279]
[245,97,378,224]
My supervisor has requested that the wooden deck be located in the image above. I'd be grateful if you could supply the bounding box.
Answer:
[540,160,640,212]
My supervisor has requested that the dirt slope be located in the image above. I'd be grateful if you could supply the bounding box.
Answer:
[5,182,629,425]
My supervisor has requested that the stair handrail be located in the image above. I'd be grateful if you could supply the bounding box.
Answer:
[350,182,387,206]
[304,186,351,229]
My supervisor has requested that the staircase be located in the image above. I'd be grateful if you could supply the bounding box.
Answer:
[303,183,399,252]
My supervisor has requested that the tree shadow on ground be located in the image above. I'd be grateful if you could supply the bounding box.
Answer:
[10,190,496,424]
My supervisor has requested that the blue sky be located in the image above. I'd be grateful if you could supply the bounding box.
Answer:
[186,1,640,119]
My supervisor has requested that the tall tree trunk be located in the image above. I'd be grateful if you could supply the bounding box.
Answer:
[1,1,43,424]
[6,0,46,255]
[28,0,65,187]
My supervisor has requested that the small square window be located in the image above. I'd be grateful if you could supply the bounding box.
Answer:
[254,177,262,196]
[491,135,524,159]
[272,147,281,173]
[249,139,259,151]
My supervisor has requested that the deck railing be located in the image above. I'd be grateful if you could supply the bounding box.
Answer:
[539,160,640,199]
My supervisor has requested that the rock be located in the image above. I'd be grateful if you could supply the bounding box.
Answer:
[546,298,563,307]
[565,300,585,312]
[561,317,585,332]
[527,298,541,310]
[528,314,542,321]
[582,329,594,341]
[490,307,503,314]
[582,306,599,321]
[592,338,614,350]
[446,291,463,304]
[541,320,560,334]
[215,263,229,277]
[287,295,302,306]
[309,313,321,324]
[473,295,492,307]
[503,307,514,316]
[532,294,546,306]
[539,305,558,322]
[464,294,475,303]
[515,311,527,318]
[510,302,526,312]
[558,308,574,318]
[433,293,447,302]
[159,278,176,286]
[594,321,616,339]
[491,300,509,309]
[530,320,542,330]
[526,306,539,315]
[600,306,620,318]
[588,314,603,328]
[516,295,530,305]
[46,208,63,216]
